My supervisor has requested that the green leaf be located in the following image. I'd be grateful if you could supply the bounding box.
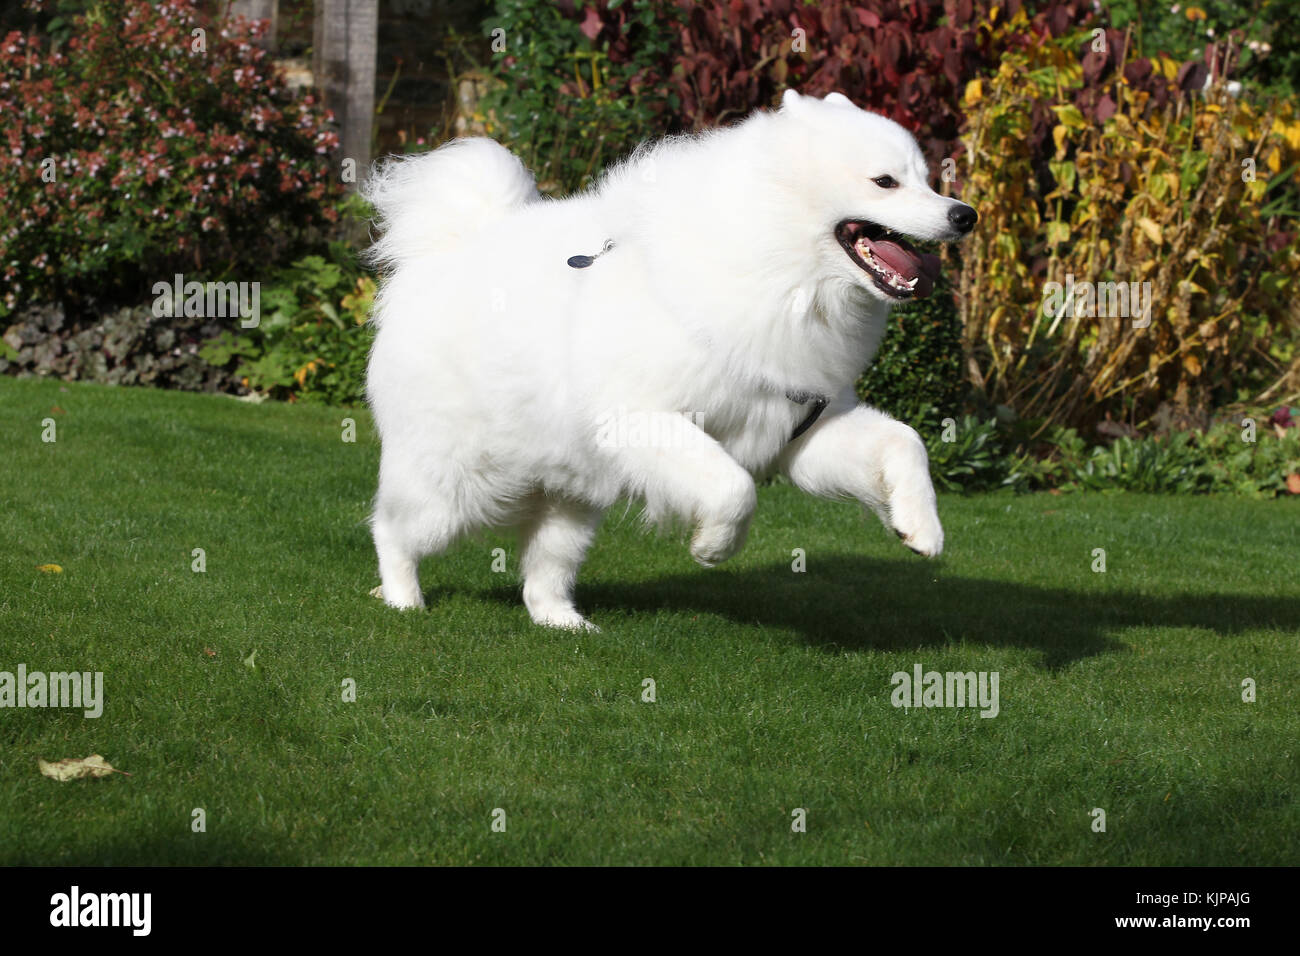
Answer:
[1051,104,1088,130]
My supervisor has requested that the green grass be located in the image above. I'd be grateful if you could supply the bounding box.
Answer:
[1,377,1297,865]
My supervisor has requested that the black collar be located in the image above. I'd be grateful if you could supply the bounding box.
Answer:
[786,391,828,441]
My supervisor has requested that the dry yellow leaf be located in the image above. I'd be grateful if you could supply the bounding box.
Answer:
[964,78,983,106]
[1137,217,1163,244]
[37,564,63,574]
[1272,118,1300,151]
[38,754,129,782]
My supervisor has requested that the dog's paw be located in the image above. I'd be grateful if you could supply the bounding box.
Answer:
[371,583,426,609]
[531,608,601,632]
[689,520,749,567]
[889,494,944,557]
[873,423,944,557]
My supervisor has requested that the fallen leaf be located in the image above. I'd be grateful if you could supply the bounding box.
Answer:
[1286,473,1300,495]
[243,649,258,669]
[202,647,216,657]
[49,405,66,415]
[39,754,131,781]
[37,563,63,574]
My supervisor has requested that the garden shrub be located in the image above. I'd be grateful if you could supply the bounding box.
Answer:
[857,273,968,434]
[923,411,1300,497]
[199,243,375,406]
[1194,409,1300,496]
[1106,0,1300,96]
[469,1,1096,194]
[472,0,680,194]
[924,414,1019,492]
[0,0,341,316]
[956,10,1300,430]
[652,0,1094,161]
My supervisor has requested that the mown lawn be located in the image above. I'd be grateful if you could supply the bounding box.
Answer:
[0,377,1296,865]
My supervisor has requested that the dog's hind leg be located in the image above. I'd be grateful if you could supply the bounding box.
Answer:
[517,496,604,631]
[370,457,472,610]
[371,509,427,609]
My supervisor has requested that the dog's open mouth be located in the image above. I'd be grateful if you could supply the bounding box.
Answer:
[835,220,941,300]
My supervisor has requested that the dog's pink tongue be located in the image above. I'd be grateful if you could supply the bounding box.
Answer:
[869,239,922,278]
[869,240,941,298]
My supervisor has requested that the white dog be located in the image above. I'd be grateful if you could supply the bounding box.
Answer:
[362,90,976,630]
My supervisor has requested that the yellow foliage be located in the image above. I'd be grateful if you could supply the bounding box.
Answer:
[1274,117,1300,151]
[294,359,323,387]
[957,24,1300,427]
[1136,217,1163,245]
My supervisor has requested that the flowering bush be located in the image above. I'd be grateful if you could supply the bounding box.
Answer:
[0,0,341,316]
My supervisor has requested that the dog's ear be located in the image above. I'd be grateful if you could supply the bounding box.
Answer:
[781,89,802,111]
[824,92,854,108]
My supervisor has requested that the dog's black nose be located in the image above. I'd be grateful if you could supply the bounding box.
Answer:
[948,204,978,234]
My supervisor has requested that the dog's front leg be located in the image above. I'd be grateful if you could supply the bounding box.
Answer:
[603,411,757,566]
[779,400,943,556]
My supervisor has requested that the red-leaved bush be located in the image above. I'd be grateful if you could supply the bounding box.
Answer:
[0,0,341,315]
[572,0,1097,162]
[547,1,1225,182]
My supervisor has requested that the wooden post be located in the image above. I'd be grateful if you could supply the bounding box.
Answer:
[313,0,379,185]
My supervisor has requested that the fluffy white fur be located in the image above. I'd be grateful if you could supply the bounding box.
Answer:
[363,90,975,630]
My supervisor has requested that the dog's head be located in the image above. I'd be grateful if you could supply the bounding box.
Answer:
[775,90,977,303]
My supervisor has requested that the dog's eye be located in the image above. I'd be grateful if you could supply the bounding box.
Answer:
[873,175,899,189]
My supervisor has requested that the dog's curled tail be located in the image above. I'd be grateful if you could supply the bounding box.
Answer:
[362,138,540,270]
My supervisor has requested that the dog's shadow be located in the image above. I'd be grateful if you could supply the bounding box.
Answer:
[468,553,1296,669]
